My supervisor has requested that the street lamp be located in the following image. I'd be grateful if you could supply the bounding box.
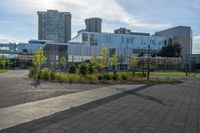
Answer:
[147,45,150,80]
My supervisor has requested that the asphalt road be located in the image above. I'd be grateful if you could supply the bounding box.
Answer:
[0,70,109,108]
[1,76,200,133]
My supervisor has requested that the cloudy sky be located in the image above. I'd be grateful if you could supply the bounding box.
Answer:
[0,0,200,53]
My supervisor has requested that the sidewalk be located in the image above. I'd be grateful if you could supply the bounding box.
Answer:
[0,84,144,130]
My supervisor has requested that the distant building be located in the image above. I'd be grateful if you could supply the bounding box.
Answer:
[77,29,86,34]
[155,26,193,61]
[114,28,150,36]
[130,32,150,36]
[0,40,48,68]
[114,28,131,34]
[85,18,102,33]
[37,10,71,43]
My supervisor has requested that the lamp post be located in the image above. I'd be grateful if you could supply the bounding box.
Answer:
[147,45,150,80]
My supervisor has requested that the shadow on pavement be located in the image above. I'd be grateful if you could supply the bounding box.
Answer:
[30,80,41,88]
[125,85,165,105]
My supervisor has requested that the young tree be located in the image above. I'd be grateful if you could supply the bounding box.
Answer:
[90,55,98,67]
[68,63,76,74]
[90,55,99,73]
[0,56,10,69]
[32,49,46,70]
[111,54,119,70]
[59,56,67,71]
[129,55,139,72]
[99,45,109,70]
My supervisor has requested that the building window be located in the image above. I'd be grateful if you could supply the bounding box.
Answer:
[82,33,88,42]
[90,34,97,46]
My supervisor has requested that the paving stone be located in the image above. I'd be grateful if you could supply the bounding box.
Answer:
[1,73,200,133]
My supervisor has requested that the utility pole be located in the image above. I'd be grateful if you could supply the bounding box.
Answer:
[147,45,150,80]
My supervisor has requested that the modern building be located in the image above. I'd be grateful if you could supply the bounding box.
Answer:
[44,31,169,70]
[85,18,102,33]
[0,40,48,68]
[155,26,193,61]
[114,28,150,36]
[37,10,71,43]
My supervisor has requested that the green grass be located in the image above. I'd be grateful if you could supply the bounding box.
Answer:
[0,69,9,73]
[150,72,196,77]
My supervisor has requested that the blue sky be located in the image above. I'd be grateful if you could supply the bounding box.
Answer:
[0,0,200,53]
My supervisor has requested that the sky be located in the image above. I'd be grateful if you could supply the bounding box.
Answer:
[0,0,200,53]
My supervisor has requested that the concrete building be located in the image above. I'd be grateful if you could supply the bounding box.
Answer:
[37,10,71,43]
[155,26,193,60]
[85,18,102,33]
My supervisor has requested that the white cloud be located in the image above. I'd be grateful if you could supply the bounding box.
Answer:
[0,0,172,34]
[0,34,28,42]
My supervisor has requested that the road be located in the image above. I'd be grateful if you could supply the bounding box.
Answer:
[1,74,200,133]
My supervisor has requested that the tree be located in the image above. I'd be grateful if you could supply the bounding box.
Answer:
[59,56,67,71]
[158,42,182,57]
[111,54,119,70]
[90,55,98,68]
[68,63,76,74]
[32,49,46,70]
[0,56,10,69]
[99,45,109,70]
[129,55,139,72]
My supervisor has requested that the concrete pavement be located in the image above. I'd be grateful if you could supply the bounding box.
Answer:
[0,70,109,108]
[0,84,144,130]
[1,77,200,133]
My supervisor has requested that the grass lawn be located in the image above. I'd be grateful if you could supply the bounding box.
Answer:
[0,69,9,73]
[150,72,196,77]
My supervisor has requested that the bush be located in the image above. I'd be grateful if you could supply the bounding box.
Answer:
[36,71,41,79]
[88,64,94,74]
[29,67,37,77]
[97,74,103,81]
[49,71,56,80]
[41,70,49,80]
[119,73,127,80]
[68,63,76,74]
[113,72,118,80]
[79,63,88,75]
[104,73,112,80]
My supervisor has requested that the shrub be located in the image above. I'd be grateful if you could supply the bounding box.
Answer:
[49,71,56,80]
[79,63,88,75]
[29,67,37,77]
[112,72,118,80]
[68,63,76,74]
[41,70,49,80]
[88,64,94,74]
[97,74,103,81]
[36,71,41,79]
[119,73,127,80]
[104,73,112,80]
[55,73,65,81]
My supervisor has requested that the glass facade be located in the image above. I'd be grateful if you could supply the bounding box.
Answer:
[70,32,168,50]
[68,32,169,64]
[0,41,45,59]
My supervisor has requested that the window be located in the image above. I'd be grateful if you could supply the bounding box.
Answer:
[82,33,88,42]
[90,34,97,46]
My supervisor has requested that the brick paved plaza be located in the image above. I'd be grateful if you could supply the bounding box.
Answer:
[0,70,200,133]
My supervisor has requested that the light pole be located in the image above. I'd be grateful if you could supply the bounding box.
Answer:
[147,45,150,80]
